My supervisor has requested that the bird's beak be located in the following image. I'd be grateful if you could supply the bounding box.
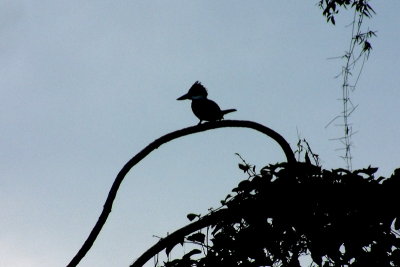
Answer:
[177,93,190,100]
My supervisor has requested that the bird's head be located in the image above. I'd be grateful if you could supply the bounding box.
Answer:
[177,81,208,100]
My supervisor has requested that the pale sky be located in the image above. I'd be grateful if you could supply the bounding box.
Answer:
[1,1,399,267]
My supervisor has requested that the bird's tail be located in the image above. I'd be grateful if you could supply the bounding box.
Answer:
[221,109,237,116]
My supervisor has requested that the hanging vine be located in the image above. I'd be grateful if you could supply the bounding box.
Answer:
[320,0,376,170]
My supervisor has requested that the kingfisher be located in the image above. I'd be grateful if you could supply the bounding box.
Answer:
[177,81,237,124]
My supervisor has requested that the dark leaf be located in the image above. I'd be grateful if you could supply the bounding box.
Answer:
[311,252,322,266]
[305,152,311,164]
[392,249,400,263]
[187,232,205,244]
[354,166,378,176]
[186,213,199,221]
[211,222,223,236]
[363,40,372,53]
[376,176,386,183]
[395,217,400,231]
[182,249,202,260]
[331,16,336,25]
[166,241,180,256]
[164,259,180,267]
[238,180,252,192]
[239,163,249,172]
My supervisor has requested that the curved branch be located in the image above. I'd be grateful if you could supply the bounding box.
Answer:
[66,120,295,267]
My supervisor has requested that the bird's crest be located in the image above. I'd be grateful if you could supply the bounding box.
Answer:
[190,81,208,97]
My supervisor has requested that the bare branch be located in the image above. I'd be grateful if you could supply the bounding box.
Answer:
[66,120,295,267]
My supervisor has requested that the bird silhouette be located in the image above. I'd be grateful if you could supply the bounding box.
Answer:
[177,81,237,124]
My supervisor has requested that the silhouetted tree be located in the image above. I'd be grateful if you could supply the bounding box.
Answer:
[136,162,399,266]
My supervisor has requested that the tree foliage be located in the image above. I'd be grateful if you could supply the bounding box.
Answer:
[318,0,375,25]
[146,162,400,267]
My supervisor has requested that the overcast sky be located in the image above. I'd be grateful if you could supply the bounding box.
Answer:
[1,1,399,267]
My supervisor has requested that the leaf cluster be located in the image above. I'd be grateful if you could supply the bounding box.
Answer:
[159,163,400,267]
[318,0,375,25]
